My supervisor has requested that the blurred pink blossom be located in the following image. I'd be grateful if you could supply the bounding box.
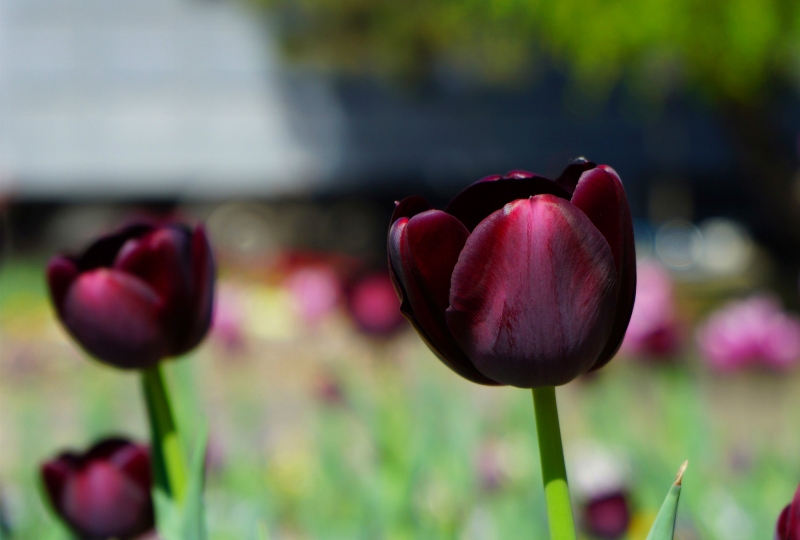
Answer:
[211,284,247,352]
[621,261,681,359]
[286,266,342,325]
[697,295,800,371]
[347,272,405,336]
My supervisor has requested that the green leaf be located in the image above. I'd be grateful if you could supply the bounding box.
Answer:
[153,489,182,540]
[646,461,688,540]
[153,426,209,540]
[180,425,209,540]
[257,521,271,540]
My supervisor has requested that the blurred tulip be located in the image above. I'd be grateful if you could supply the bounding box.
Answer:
[569,441,632,539]
[47,223,215,369]
[697,295,800,372]
[584,490,631,539]
[41,438,154,540]
[777,484,800,540]
[388,160,636,387]
[475,440,509,492]
[621,261,682,359]
[286,265,342,325]
[347,271,405,336]
[314,370,347,406]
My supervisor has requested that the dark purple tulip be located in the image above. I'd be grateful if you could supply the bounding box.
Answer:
[777,484,800,540]
[583,490,631,539]
[388,161,636,387]
[47,223,215,369]
[41,438,154,540]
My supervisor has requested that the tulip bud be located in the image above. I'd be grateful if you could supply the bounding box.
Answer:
[47,223,215,369]
[776,483,800,540]
[388,161,636,387]
[584,491,631,539]
[40,438,154,540]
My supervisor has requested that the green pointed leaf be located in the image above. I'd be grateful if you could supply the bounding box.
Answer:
[179,425,209,540]
[153,488,182,540]
[646,461,688,540]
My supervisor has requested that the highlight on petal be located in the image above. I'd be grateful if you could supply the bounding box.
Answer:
[570,165,636,370]
[391,196,432,225]
[445,173,572,232]
[389,210,500,385]
[61,269,167,369]
[446,195,618,387]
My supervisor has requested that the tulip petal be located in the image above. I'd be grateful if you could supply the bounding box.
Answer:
[61,269,167,368]
[446,195,617,387]
[114,227,192,304]
[445,172,571,232]
[570,166,636,370]
[41,459,72,515]
[110,445,152,493]
[76,224,154,271]
[391,196,432,224]
[63,462,150,538]
[114,227,198,355]
[776,484,800,540]
[47,256,79,315]
[389,210,500,385]
[180,224,216,353]
[555,158,597,195]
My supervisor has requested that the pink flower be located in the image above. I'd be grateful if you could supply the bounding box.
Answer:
[621,261,681,358]
[211,284,247,352]
[697,295,800,371]
[286,266,342,325]
[347,272,405,336]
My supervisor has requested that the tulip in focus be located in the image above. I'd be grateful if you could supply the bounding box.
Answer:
[347,271,406,336]
[47,223,215,369]
[697,295,800,372]
[620,261,682,359]
[388,160,636,387]
[41,438,154,540]
[777,483,800,540]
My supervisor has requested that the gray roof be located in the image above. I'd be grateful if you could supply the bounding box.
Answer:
[0,0,343,197]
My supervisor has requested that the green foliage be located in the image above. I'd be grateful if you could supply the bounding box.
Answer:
[646,462,686,540]
[253,0,800,102]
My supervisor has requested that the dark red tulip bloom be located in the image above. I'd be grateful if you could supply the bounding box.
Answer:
[388,160,635,387]
[583,490,631,539]
[41,438,154,540]
[47,223,215,369]
[777,483,800,540]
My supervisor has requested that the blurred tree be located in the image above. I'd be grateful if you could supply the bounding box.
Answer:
[255,0,800,258]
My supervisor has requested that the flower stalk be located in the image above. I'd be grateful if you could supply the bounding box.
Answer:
[533,386,577,540]
[142,365,188,504]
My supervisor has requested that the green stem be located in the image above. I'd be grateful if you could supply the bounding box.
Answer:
[142,364,188,503]
[532,386,577,540]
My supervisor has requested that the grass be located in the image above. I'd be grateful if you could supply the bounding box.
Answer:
[1,260,798,539]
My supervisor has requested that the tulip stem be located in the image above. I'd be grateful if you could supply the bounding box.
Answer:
[142,364,188,504]
[532,386,577,540]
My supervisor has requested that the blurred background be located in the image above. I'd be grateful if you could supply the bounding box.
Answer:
[2,0,800,538]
